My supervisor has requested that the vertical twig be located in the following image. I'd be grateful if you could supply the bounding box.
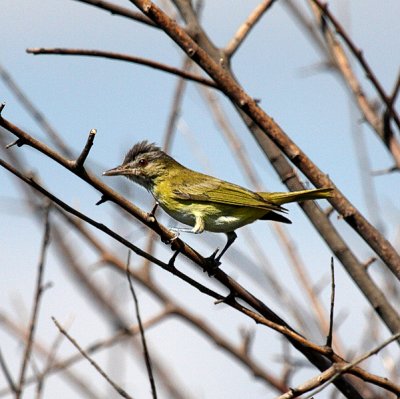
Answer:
[126,251,158,399]
[16,203,51,398]
[326,257,335,348]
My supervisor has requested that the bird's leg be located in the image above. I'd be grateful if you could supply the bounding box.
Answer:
[207,231,237,267]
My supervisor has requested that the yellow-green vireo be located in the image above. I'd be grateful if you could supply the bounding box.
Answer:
[104,141,333,264]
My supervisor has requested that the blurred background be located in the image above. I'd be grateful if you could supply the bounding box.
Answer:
[0,0,399,398]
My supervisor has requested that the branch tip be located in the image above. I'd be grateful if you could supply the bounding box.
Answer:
[73,128,97,169]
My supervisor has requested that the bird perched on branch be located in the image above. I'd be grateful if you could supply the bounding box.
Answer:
[104,141,333,265]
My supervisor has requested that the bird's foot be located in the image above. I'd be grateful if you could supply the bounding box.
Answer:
[204,249,222,276]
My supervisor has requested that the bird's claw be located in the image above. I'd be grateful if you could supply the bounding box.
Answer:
[204,249,222,276]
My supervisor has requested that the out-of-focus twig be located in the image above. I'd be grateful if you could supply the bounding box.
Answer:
[126,253,158,399]
[0,64,73,157]
[0,348,16,394]
[16,205,51,399]
[310,0,400,131]
[306,0,400,170]
[52,317,134,399]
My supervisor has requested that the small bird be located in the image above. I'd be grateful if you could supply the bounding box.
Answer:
[104,141,333,264]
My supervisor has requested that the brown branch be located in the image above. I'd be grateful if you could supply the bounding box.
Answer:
[16,205,51,398]
[26,48,218,89]
[126,0,400,284]
[224,0,276,58]
[162,0,400,346]
[52,317,134,399]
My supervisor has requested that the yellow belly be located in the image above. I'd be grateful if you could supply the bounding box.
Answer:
[156,194,266,233]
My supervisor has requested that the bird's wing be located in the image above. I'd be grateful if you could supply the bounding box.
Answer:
[172,174,285,212]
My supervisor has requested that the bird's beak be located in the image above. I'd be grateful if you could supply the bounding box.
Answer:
[103,165,124,176]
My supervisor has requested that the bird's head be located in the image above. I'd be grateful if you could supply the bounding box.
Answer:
[103,141,173,190]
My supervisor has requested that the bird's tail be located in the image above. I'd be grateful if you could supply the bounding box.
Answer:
[259,188,333,205]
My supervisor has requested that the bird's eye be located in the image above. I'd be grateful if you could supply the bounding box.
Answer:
[138,159,148,167]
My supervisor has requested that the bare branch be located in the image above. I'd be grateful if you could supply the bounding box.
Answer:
[26,48,218,89]
[225,0,276,58]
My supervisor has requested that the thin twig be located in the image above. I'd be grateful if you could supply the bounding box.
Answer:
[72,0,156,27]
[225,0,276,58]
[126,252,157,399]
[303,332,400,399]
[52,317,133,399]
[26,48,218,89]
[73,128,96,170]
[326,257,335,348]
[16,204,51,398]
